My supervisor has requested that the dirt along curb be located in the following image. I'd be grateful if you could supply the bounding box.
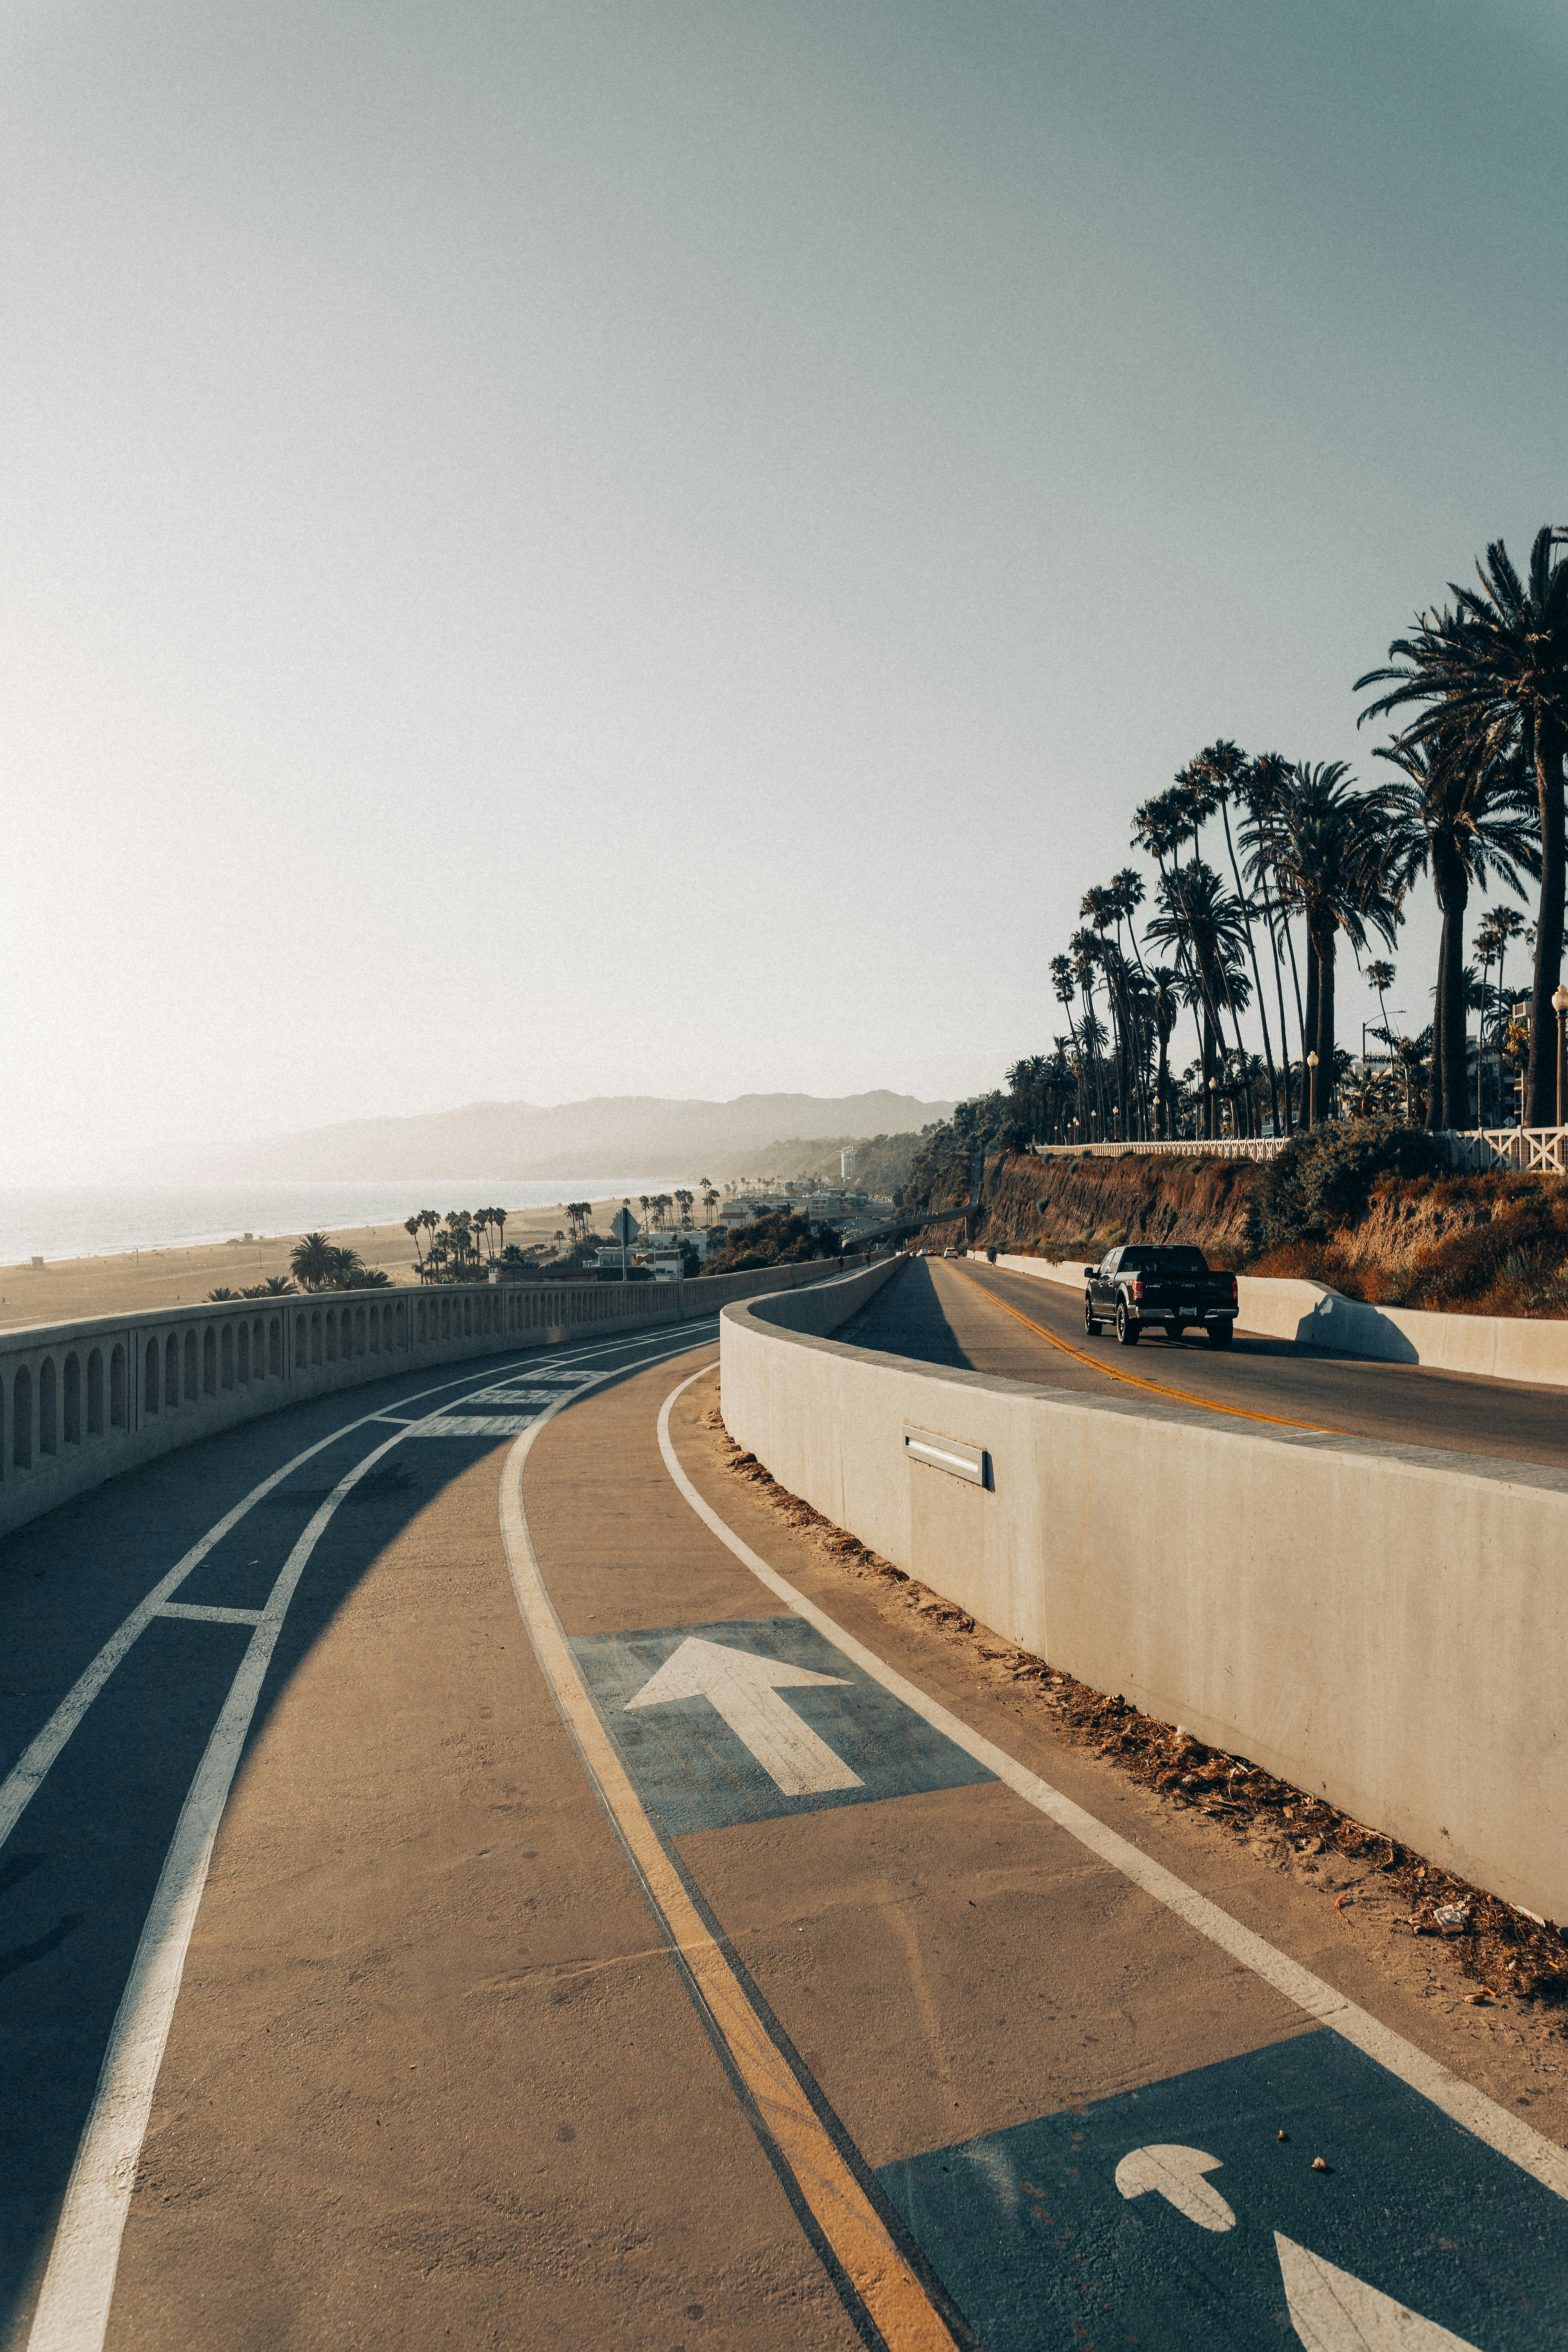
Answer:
[702,1404,1568,2035]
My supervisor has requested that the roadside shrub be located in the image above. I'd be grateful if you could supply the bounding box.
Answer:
[1250,1119,1447,1254]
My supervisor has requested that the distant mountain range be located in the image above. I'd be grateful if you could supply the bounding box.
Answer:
[201,1092,956,1184]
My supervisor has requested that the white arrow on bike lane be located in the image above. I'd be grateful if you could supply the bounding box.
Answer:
[625,1636,863,1796]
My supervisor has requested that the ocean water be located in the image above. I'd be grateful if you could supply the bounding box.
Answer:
[0,1180,698,1266]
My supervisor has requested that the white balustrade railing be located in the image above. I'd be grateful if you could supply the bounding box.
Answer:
[1031,1127,1568,1172]
[0,1258,864,1542]
[1031,1138,1287,1163]
[1443,1126,1568,1174]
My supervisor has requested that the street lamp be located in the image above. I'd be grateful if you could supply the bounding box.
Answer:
[1306,1049,1320,1127]
[1554,984,1568,1129]
[1208,1074,1217,1142]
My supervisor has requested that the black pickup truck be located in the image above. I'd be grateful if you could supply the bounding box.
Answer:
[1083,1244,1238,1347]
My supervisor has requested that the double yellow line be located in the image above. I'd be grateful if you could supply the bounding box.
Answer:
[952,1262,1336,1436]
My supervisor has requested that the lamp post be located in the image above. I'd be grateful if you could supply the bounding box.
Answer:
[1306,1049,1319,1127]
[1208,1074,1217,1142]
[1554,984,1568,1130]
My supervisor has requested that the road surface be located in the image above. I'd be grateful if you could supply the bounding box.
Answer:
[1,1304,1565,2348]
[842,1256,1568,1468]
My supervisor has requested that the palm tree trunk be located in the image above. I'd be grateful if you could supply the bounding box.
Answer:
[1437,857,1469,1132]
[1428,914,1448,1130]
[1314,926,1336,1121]
[1302,943,1319,1124]
[1526,713,1566,1126]
[1220,801,1280,1135]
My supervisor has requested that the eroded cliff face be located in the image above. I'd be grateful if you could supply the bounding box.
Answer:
[921,1150,1260,1265]
[916,1147,1568,1314]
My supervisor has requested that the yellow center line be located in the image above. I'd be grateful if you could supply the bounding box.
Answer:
[950,1262,1338,1436]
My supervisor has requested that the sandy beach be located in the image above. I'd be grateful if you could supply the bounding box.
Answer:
[0,1195,642,1333]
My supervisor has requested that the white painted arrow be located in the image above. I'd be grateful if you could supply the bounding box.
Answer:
[1276,2232,1481,2350]
[625,1636,863,1796]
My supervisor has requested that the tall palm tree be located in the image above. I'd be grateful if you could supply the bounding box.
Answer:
[1143,965,1182,1138]
[1143,863,1252,1136]
[1240,763,1398,1123]
[1049,952,1086,1138]
[1196,740,1282,1136]
[1375,730,1537,1129]
[492,1206,508,1258]
[1358,531,1568,1122]
[404,1214,426,1276]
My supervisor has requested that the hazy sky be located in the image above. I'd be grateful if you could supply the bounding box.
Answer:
[3,1,1564,1178]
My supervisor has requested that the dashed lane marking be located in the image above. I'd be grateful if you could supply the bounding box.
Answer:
[19,1322,719,2352]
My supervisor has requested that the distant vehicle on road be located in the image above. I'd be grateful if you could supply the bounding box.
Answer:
[1083,1244,1237,1348]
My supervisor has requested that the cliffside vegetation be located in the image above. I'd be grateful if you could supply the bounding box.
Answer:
[905,1116,1568,1317]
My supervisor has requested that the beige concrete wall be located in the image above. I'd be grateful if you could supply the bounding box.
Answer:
[0,1256,864,1542]
[985,1251,1568,1388]
[723,1264,1568,1921]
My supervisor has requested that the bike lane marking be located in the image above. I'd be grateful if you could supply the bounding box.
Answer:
[0,1348,624,1857]
[658,1363,1568,2340]
[499,1365,972,2352]
[654,1362,1568,2208]
[21,1321,715,2352]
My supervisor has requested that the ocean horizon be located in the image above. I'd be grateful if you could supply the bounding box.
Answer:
[0,1178,704,1267]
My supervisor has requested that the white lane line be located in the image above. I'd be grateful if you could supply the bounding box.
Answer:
[654,1366,1568,2205]
[0,1326,700,1856]
[23,1322,717,2352]
[156,1605,262,1627]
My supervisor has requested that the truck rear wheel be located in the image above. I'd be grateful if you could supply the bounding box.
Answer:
[1115,1301,1140,1346]
[1207,1321,1234,1349]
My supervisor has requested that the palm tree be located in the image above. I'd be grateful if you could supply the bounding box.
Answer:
[1244,753,1305,1133]
[1195,740,1282,1135]
[418,1209,440,1267]
[404,1214,426,1277]
[1143,863,1252,1136]
[1144,965,1181,1138]
[1474,907,1526,1123]
[262,1274,293,1297]
[491,1206,508,1259]
[1375,730,1537,1129]
[1240,763,1398,1123]
[290,1232,339,1291]
[1358,531,1568,1123]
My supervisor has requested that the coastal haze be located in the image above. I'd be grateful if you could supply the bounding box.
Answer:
[197,1089,953,1184]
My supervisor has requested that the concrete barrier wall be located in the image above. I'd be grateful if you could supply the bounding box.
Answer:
[984,1252,1568,1389]
[722,1264,1568,1921]
[0,1256,865,1542]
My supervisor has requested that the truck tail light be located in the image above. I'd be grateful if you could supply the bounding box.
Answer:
[1230,1276,1238,1303]
[1132,1278,1145,1301]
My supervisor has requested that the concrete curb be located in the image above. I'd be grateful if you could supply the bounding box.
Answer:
[721,1260,1568,1921]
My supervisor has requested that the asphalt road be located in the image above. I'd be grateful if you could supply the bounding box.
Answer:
[840,1257,1568,1469]
[2,1310,1566,2348]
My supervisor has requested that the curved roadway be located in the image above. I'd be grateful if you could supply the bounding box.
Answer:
[1,1286,1565,2349]
[841,1257,1568,1469]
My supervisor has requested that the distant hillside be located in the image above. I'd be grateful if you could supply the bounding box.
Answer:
[202,1092,956,1184]
[726,1131,927,1196]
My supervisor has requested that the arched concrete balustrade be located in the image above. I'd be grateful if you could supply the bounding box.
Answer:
[0,1261,866,1542]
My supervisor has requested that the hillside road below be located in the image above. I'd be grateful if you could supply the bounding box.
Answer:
[838,1257,1568,1469]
